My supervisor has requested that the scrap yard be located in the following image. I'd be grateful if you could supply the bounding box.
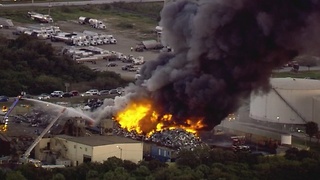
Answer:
[0,0,317,172]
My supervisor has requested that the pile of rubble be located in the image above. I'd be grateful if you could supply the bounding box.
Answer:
[13,108,57,127]
[147,129,204,150]
[113,123,205,150]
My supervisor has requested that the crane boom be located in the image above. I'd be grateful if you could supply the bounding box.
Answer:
[3,96,21,119]
[22,108,67,160]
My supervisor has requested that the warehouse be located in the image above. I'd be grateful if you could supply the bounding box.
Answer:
[35,135,143,166]
[250,78,320,125]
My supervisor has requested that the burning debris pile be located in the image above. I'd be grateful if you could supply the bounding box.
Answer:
[92,0,320,137]
[113,122,205,150]
[147,129,204,150]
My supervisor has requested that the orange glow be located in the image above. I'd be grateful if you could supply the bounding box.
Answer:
[115,99,205,136]
[0,124,7,132]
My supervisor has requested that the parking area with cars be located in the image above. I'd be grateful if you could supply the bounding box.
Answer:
[0,17,161,80]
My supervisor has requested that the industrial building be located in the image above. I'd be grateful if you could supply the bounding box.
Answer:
[150,145,177,162]
[35,135,143,166]
[250,77,320,125]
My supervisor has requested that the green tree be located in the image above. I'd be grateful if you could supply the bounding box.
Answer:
[52,173,66,180]
[176,149,201,168]
[316,131,320,144]
[294,55,318,71]
[114,167,130,180]
[103,157,123,171]
[306,121,319,142]
[133,165,151,177]
[103,171,115,180]
[6,171,26,180]
[86,170,99,180]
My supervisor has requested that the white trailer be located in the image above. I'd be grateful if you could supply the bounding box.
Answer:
[27,11,53,23]
[51,32,72,43]
[78,16,106,29]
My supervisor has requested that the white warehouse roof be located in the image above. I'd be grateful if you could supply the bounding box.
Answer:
[271,78,320,90]
[56,134,141,146]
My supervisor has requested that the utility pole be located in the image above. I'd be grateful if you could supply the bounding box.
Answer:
[117,146,123,160]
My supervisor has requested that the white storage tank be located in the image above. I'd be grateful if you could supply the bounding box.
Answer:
[281,134,292,145]
[250,78,320,125]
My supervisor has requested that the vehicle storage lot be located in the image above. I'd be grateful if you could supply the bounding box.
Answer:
[0,20,160,79]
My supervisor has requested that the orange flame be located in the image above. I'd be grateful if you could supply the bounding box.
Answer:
[115,99,205,136]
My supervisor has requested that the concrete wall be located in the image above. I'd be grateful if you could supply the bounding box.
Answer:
[92,142,143,164]
[50,137,93,166]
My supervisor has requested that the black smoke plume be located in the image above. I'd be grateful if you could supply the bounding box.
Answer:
[94,0,320,132]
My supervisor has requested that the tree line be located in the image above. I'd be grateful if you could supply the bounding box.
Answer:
[0,35,130,97]
[1,147,320,180]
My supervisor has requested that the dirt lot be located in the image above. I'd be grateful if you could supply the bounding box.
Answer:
[0,20,160,79]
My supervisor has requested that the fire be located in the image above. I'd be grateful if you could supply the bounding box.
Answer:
[115,100,205,136]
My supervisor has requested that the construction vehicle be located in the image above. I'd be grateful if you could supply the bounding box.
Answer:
[20,108,67,164]
[0,108,67,166]
[1,106,7,113]
[78,17,106,29]
[1,96,22,124]
[27,12,53,23]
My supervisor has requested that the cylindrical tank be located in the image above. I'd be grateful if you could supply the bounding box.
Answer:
[281,134,292,145]
[250,78,320,124]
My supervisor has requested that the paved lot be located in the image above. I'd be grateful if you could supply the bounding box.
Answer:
[0,20,161,79]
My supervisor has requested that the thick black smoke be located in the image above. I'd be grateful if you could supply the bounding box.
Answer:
[93,0,320,131]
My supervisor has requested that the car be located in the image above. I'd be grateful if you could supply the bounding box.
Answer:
[99,90,110,95]
[38,93,51,100]
[0,96,9,102]
[85,89,100,96]
[107,62,117,67]
[128,66,139,72]
[50,91,64,97]
[122,64,134,71]
[109,89,121,95]
[60,92,73,98]
[70,90,79,96]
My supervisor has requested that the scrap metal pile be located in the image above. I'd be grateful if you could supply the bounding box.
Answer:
[13,108,57,127]
[113,123,205,150]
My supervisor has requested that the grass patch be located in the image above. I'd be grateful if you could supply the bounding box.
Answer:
[116,21,134,29]
[272,70,320,80]
[0,2,163,40]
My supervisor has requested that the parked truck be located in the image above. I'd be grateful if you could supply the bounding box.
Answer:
[78,17,106,29]
[27,12,53,23]
[83,30,117,44]
[51,32,72,43]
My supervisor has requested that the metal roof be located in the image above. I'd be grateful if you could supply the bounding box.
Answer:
[271,78,320,90]
[55,134,141,147]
